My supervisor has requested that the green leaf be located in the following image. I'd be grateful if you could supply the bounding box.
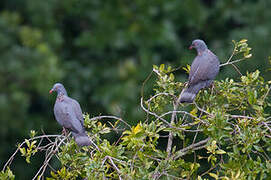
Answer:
[216,149,226,154]
[253,145,263,152]
[169,73,174,81]
[25,139,30,147]
[19,148,26,156]
[209,173,218,179]
[159,64,165,72]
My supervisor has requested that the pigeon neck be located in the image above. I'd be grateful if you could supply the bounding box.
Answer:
[56,88,67,97]
[57,92,66,98]
[196,48,207,55]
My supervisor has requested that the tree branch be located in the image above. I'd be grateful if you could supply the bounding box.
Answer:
[173,137,210,160]
[89,115,131,128]
[2,134,65,172]
[166,95,181,157]
[33,136,66,180]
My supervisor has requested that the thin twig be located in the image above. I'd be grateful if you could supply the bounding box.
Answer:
[157,110,209,126]
[262,122,271,133]
[33,136,66,180]
[220,58,247,67]
[263,86,271,101]
[194,102,214,118]
[109,157,123,180]
[2,135,64,172]
[227,114,254,119]
[166,98,179,157]
[146,92,176,103]
[89,115,131,128]
[231,63,243,76]
[102,156,125,180]
[140,98,171,126]
[141,70,154,98]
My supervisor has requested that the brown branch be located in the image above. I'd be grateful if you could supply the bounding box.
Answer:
[173,137,210,160]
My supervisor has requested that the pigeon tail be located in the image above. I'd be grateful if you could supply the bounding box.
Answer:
[72,132,91,147]
[179,91,196,103]
[180,80,213,103]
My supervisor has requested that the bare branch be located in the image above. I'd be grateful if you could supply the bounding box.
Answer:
[263,86,271,101]
[140,97,171,126]
[89,115,131,128]
[262,122,271,133]
[33,136,66,180]
[194,102,214,118]
[227,114,254,119]
[2,134,65,172]
[231,63,243,76]
[102,156,127,180]
[220,58,247,67]
[108,156,123,180]
[146,92,176,103]
[173,137,210,160]
[157,110,209,126]
[166,95,181,157]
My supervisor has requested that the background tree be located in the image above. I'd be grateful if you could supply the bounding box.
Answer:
[0,0,271,178]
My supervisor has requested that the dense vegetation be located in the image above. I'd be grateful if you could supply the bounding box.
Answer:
[0,0,271,179]
[2,40,271,179]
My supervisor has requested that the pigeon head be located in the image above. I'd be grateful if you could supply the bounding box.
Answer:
[49,83,67,96]
[189,39,208,53]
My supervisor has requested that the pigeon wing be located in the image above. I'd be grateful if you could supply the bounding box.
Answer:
[188,50,219,86]
[54,97,84,134]
[70,98,84,126]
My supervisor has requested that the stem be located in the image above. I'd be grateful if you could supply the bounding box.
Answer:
[89,115,131,128]
[166,95,181,158]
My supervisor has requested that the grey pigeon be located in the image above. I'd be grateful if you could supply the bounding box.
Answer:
[180,39,220,103]
[50,83,91,146]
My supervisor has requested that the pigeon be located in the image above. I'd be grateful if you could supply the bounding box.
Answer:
[180,39,220,103]
[50,83,91,146]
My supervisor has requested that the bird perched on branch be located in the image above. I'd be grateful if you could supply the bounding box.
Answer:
[50,83,91,146]
[180,39,220,103]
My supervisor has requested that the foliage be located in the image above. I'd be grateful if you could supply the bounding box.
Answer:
[1,0,271,178]
[2,40,271,179]
[0,167,15,180]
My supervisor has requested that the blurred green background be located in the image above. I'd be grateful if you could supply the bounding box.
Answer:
[0,0,271,178]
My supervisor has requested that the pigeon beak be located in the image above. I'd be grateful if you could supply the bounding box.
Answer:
[49,89,54,94]
[189,45,193,50]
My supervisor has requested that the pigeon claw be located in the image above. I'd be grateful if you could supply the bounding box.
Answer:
[62,127,68,136]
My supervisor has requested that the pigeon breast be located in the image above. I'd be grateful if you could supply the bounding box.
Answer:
[54,96,85,134]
